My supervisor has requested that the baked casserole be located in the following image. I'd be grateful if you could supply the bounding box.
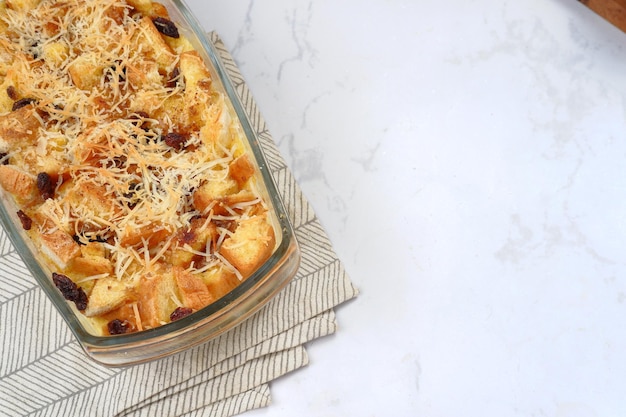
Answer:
[0,0,281,336]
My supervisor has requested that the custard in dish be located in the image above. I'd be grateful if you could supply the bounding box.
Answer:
[0,0,279,336]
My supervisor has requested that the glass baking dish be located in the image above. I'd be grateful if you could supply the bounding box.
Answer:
[0,0,300,366]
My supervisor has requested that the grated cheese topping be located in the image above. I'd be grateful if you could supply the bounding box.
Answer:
[0,0,276,335]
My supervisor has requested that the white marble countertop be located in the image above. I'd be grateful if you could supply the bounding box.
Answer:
[187,1,626,415]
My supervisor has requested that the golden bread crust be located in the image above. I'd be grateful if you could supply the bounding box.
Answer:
[0,165,37,201]
[0,0,277,335]
[219,213,276,278]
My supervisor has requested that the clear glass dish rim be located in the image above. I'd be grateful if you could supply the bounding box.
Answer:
[0,0,300,365]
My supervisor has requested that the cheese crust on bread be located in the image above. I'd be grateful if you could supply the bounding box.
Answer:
[0,0,276,335]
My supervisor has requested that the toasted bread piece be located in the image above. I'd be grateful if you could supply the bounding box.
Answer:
[5,0,39,12]
[170,218,216,267]
[192,177,238,213]
[180,51,211,90]
[130,17,176,71]
[146,2,168,17]
[229,155,255,187]
[0,42,16,80]
[173,266,214,311]
[67,53,104,90]
[39,228,81,269]
[159,88,210,132]
[72,257,113,276]
[219,213,275,278]
[0,79,14,112]
[199,97,231,148]
[119,223,169,249]
[0,105,41,146]
[125,0,152,14]
[165,34,194,54]
[81,241,106,258]
[63,179,120,219]
[0,2,9,36]
[222,190,258,210]
[137,269,180,328]
[72,242,114,276]
[193,178,257,216]
[126,59,161,89]
[153,51,212,130]
[42,41,69,68]
[199,266,240,300]
[0,165,36,201]
[84,277,129,317]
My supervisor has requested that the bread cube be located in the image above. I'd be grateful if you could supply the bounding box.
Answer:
[42,42,69,68]
[192,177,238,213]
[229,155,255,187]
[219,213,275,278]
[170,218,216,267]
[179,51,211,90]
[198,266,240,300]
[39,228,81,269]
[5,0,39,12]
[63,180,120,220]
[173,266,214,310]
[137,269,180,328]
[125,0,152,14]
[145,1,168,18]
[0,165,36,201]
[72,242,114,276]
[67,53,104,90]
[0,2,9,35]
[119,223,169,249]
[130,17,176,72]
[166,35,194,54]
[0,105,41,147]
[126,60,161,89]
[0,79,14,112]
[0,40,14,77]
[84,277,129,317]
[199,98,231,148]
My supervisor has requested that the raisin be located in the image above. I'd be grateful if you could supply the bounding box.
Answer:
[52,273,88,311]
[107,319,130,335]
[16,210,32,230]
[170,307,192,321]
[90,235,108,243]
[163,132,188,151]
[167,67,181,88]
[29,40,40,59]
[6,86,17,100]
[152,17,179,38]
[72,234,86,246]
[36,172,54,200]
[73,232,109,245]
[12,97,36,111]
[122,182,141,209]
[0,152,8,165]
[80,232,109,244]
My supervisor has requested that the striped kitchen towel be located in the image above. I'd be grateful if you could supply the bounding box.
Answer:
[0,32,358,417]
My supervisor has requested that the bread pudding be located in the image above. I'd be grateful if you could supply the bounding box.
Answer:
[0,0,277,335]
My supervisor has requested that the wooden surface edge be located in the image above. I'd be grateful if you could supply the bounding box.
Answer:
[579,0,626,32]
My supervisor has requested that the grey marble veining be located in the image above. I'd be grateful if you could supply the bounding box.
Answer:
[190,1,626,415]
